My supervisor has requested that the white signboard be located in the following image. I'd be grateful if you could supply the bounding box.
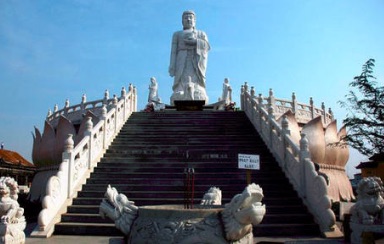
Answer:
[238,154,260,170]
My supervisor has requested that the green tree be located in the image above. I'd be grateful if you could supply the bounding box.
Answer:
[339,59,384,156]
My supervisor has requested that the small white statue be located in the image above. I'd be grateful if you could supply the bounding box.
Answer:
[145,77,164,111]
[200,187,222,206]
[222,183,266,241]
[148,77,160,103]
[0,177,26,244]
[221,78,232,105]
[99,185,138,235]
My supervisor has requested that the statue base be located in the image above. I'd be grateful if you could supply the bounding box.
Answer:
[350,223,384,244]
[174,100,205,111]
[0,220,26,244]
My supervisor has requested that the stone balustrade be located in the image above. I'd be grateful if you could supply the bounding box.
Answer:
[31,84,137,237]
[46,86,135,128]
[250,85,333,127]
[241,83,338,235]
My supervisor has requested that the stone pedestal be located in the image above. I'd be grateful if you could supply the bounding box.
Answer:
[350,223,384,244]
[174,100,205,111]
[0,219,26,244]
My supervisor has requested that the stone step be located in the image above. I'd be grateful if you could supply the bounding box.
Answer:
[54,222,123,236]
[80,181,293,191]
[71,196,303,206]
[85,177,288,186]
[94,162,277,169]
[61,213,113,224]
[253,223,320,236]
[66,204,306,215]
[91,167,284,175]
[98,154,275,162]
[261,214,315,224]
[77,188,297,199]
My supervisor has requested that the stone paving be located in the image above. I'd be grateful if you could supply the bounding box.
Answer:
[25,222,349,243]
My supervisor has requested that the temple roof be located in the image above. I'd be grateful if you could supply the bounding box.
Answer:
[0,149,35,168]
[369,153,384,161]
[355,161,379,169]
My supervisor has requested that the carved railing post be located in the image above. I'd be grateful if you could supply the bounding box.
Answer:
[292,92,297,114]
[63,134,74,198]
[129,84,135,112]
[328,108,333,123]
[250,86,255,98]
[281,115,290,169]
[321,102,326,124]
[103,89,109,105]
[267,105,275,149]
[258,94,263,128]
[243,82,249,111]
[113,94,118,132]
[81,94,86,113]
[310,97,314,120]
[268,88,275,113]
[281,115,290,135]
[101,104,108,149]
[240,85,245,110]
[121,87,127,121]
[250,87,256,122]
[64,99,70,116]
[84,116,93,170]
[299,133,310,198]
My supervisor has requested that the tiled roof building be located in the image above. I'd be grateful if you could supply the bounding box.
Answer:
[0,149,36,188]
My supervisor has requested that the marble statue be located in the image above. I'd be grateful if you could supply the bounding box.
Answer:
[100,183,266,244]
[148,77,160,104]
[350,177,384,225]
[99,185,138,235]
[350,177,384,243]
[222,183,266,241]
[0,177,26,244]
[200,186,222,206]
[169,10,210,105]
[221,78,232,105]
[145,77,165,111]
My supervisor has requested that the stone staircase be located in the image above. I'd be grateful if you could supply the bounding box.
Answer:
[54,110,321,237]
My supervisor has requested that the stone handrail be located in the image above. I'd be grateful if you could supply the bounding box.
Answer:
[31,85,137,237]
[46,87,136,127]
[240,83,337,235]
[261,88,333,126]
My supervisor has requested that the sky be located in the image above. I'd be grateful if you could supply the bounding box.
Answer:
[0,0,383,177]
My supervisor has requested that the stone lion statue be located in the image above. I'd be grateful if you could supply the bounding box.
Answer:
[200,186,222,206]
[222,183,266,241]
[350,177,384,225]
[0,176,26,244]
